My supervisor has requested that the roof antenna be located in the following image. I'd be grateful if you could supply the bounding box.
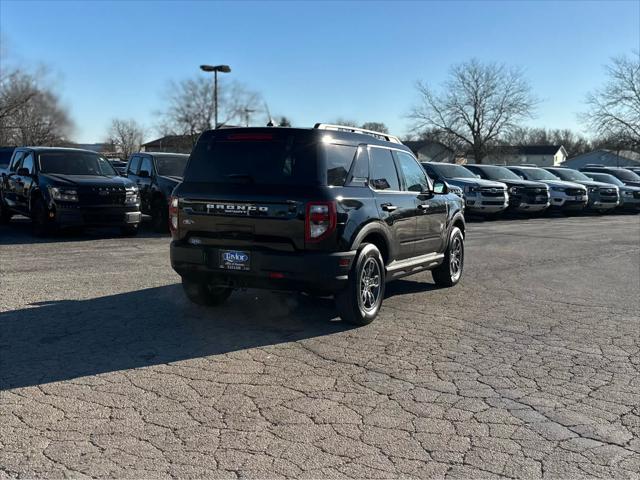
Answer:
[264,101,275,127]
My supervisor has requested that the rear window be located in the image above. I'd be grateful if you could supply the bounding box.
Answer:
[185,131,319,185]
[326,144,357,186]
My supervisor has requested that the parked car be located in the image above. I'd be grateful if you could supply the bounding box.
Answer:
[0,147,141,236]
[582,172,640,212]
[421,162,508,215]
[126,152,189,232]
[623,166,640,176]
[506,166,588,213]
[108,159,128,176]
[465,164,550,214]
[580,166,640,188]
[169,124,465,325]
[543,167,619,213]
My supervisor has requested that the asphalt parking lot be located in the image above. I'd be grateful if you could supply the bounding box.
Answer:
[1,215,639,479]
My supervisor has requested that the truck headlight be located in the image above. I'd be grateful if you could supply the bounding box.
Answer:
[125,186,139,205]
[624,191,633,196]
[509,186,519,194]
[48,186,78,202]
[464,185,480,195]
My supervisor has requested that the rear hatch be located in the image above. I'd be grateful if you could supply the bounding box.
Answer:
[173,129,323,252]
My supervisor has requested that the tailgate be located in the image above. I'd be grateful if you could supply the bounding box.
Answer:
[176,183,320,252]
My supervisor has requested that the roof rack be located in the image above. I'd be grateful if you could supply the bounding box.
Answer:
[314,123,402,144]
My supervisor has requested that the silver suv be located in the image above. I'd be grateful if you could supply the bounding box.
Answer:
[544,167,619,213]
[583,172,640,212]
[422,162,508,215]
[506,166,588,213]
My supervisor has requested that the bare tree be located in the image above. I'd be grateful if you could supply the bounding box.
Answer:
[503,127,592,157]
[277,116,292,127]
[0,69,73,146]
[158,76,262,144]
[106,119,145,160]
[583,51,640,152]
[410,59,537,163]
[330,118,359,128]
[361,122,389,133]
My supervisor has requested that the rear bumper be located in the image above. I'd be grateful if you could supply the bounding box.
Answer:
[54,204,142,227]
[170,242,356,293]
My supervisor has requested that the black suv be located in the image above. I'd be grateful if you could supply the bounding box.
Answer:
[126,152,189,232]
[0,147,141,236]
[170,125,465,325]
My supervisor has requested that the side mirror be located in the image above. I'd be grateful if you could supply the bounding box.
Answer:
[138,170,150,178]
[17,167,31,176]
[433,181,448,194]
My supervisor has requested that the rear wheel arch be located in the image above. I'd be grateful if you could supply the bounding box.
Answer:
[351,222,393,265]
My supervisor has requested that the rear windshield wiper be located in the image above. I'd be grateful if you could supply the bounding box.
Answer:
[225,173,255,183]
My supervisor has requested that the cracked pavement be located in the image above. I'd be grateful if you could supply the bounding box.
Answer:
[1,215,639,478]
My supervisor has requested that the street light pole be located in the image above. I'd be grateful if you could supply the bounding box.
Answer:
[200,64,231,129]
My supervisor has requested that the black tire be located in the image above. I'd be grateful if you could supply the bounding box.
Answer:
[120,224,140,236]
[151,197,169,233]
[31,197,53,237]
[182,277,233,306]
[432,226,464,287]
[335,243,385,326]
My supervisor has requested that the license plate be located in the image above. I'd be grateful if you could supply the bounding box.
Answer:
[535,196,546,202]
[575,196,584,201]
[219,250,250,271]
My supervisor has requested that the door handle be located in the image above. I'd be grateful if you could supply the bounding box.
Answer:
[417,204,430,210]
[381,203,397,212]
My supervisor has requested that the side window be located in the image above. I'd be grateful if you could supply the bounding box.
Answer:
[9,151,25,172]
[139,157,153,176]
[396,151,430,193]
[21,153,35,174]
[511,168,524,179]
[128,156,141,175]
[326,144,357,186]
[369,148,400,191]
[346,145,369,186]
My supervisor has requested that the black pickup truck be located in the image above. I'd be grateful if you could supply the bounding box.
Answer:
[169,125,466,325]
[126,152,189,231]
[0,147,142,236]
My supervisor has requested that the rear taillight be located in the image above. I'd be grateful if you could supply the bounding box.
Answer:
[169,196,179,237]
[305,201,336,243]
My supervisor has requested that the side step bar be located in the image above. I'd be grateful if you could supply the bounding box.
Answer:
[385,253,444,282]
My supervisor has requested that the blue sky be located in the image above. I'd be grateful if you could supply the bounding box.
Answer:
[1,0,638,142]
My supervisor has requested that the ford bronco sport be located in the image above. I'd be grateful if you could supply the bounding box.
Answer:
[169,125,465,325]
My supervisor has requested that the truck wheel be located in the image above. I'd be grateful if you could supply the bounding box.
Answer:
[31,198,53,237]
[182,278,233,306]
[151,197,168,233]
[120,224,140,236]
[335,243,385,326]
[432,226,464,287]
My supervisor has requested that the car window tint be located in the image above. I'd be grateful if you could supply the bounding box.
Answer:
[128,156,141,175]
[326,144,357,186]
[396,151,429,192]
[21,153,35,173]
[369,148,400,191]
[139,157,153,175]
[346,146,369,186]
[10,151,25,172]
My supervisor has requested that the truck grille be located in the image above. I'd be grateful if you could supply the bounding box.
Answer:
[565,188,585,196]
[79,187,126,206]
[480,187,505,197]
[599,188,618,200]
[522,187,549,204]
